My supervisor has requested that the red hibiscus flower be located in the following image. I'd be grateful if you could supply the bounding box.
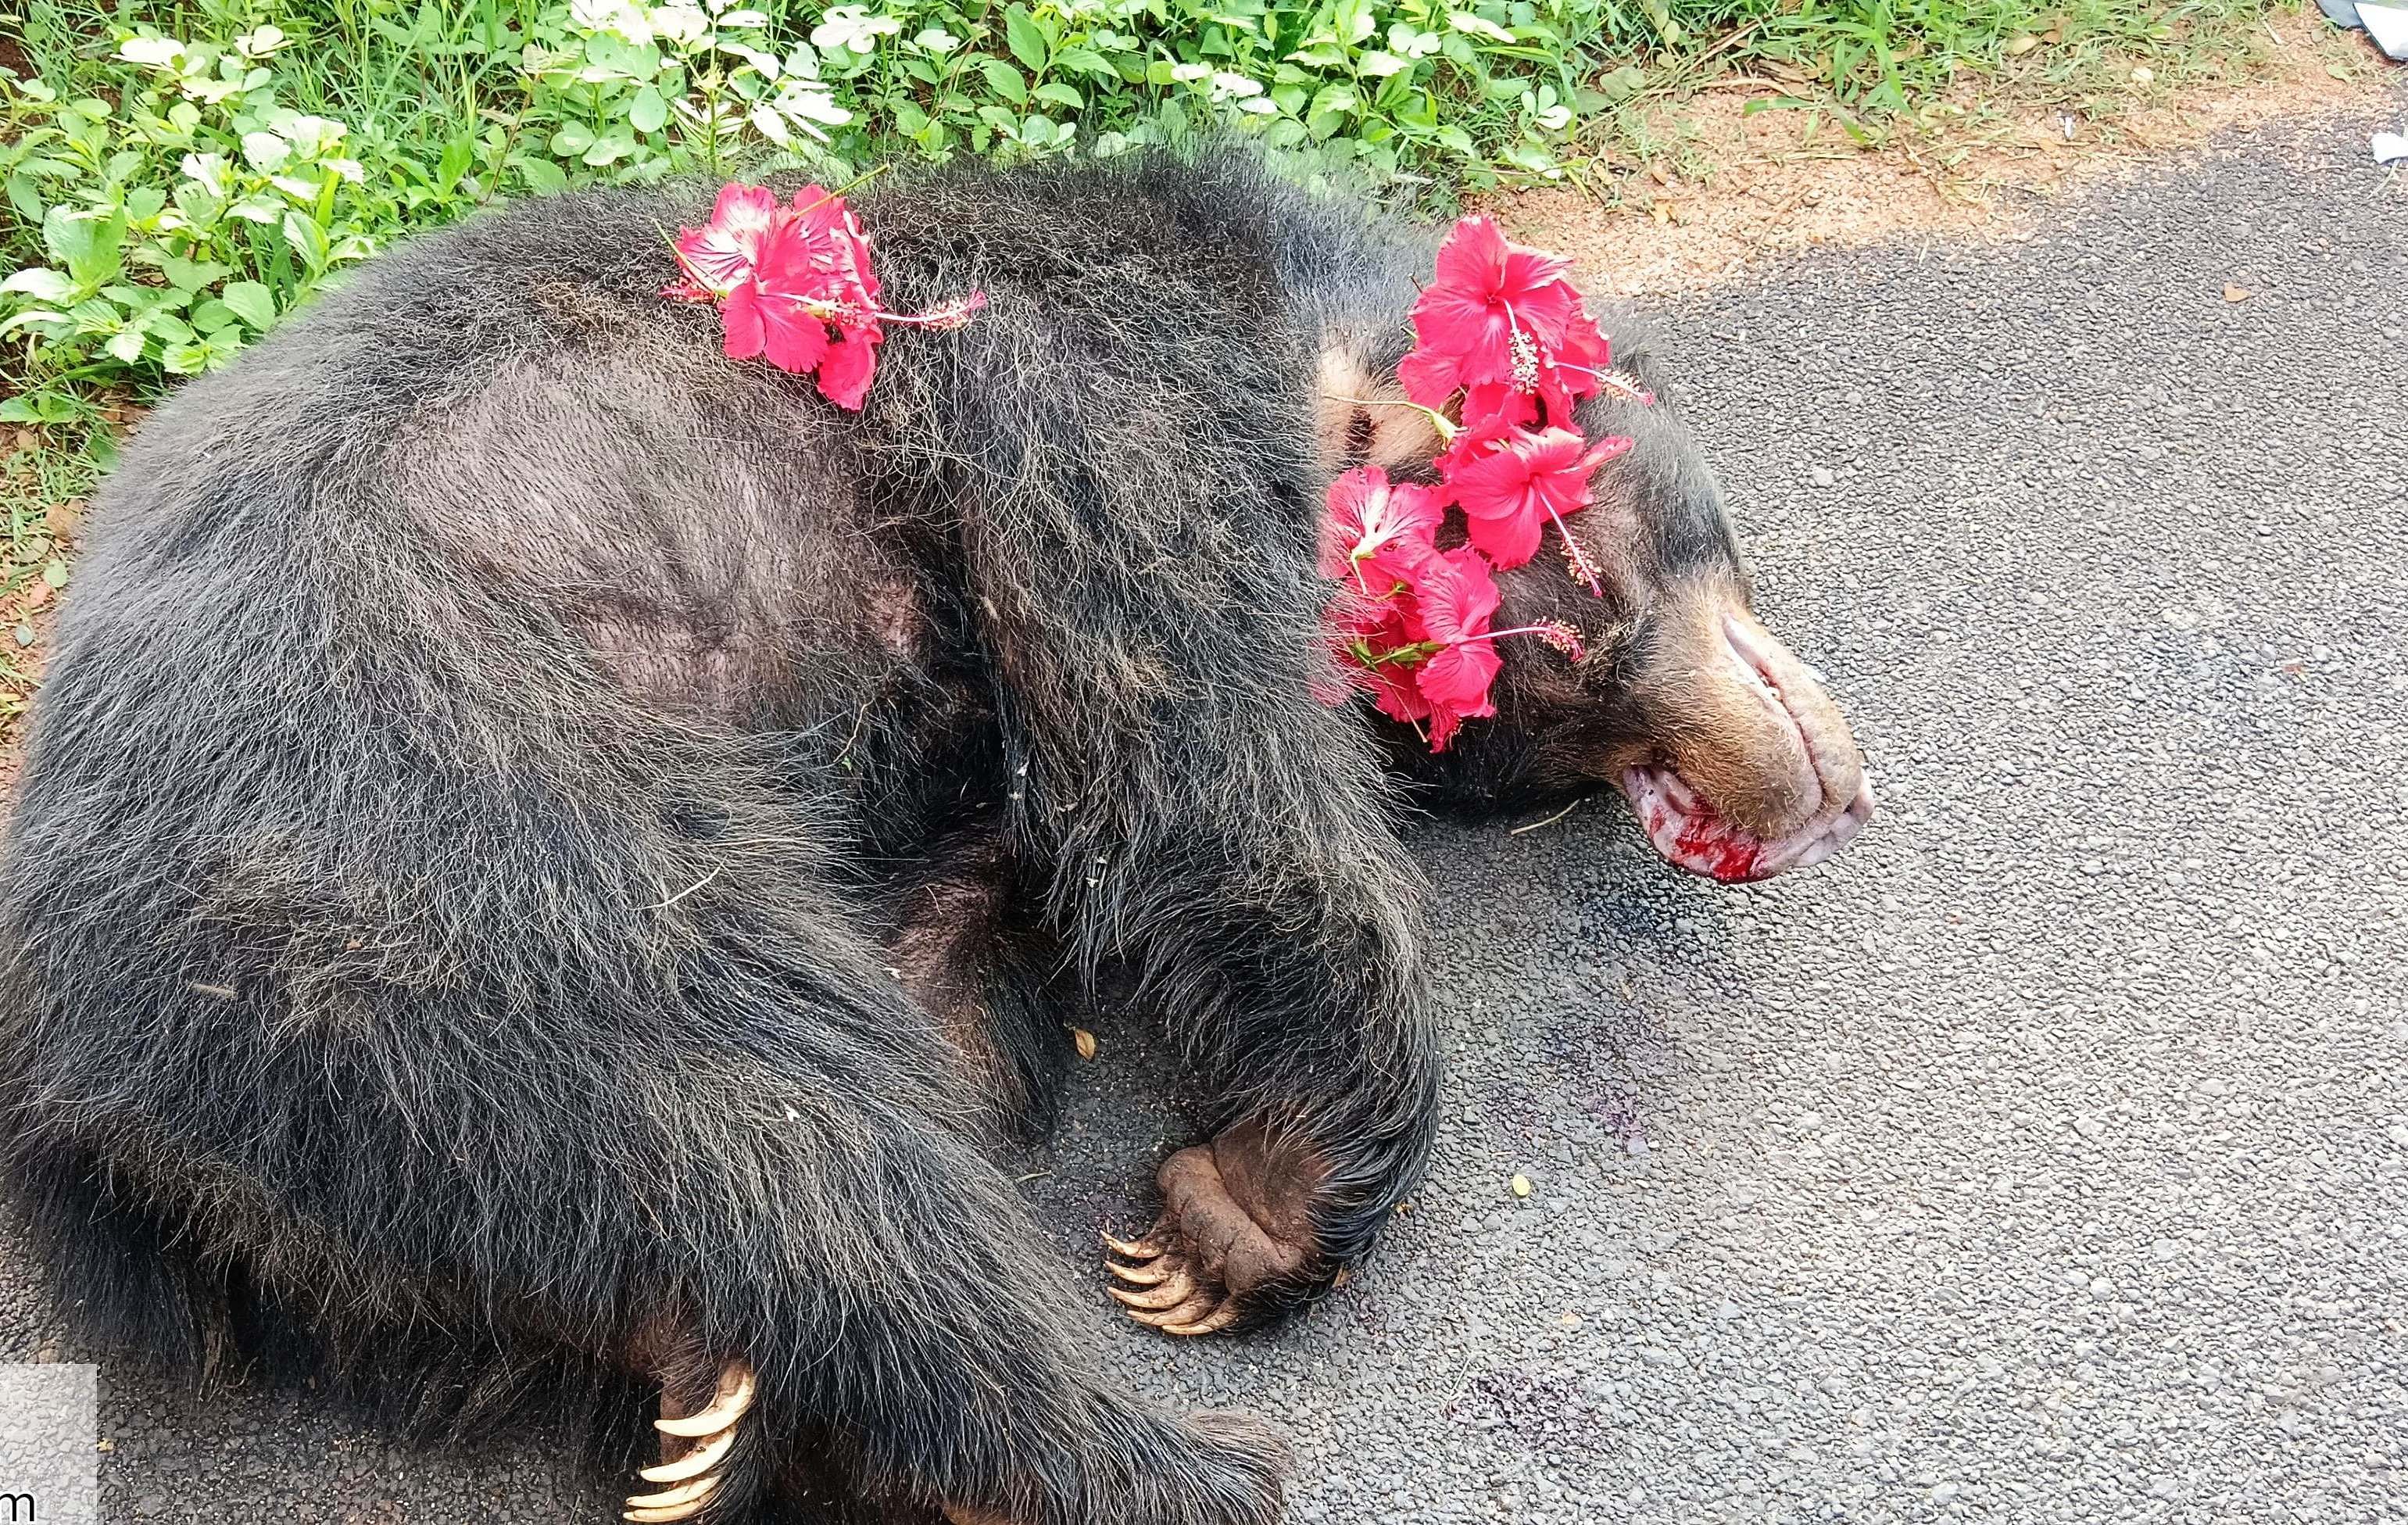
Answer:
[664,183,783,299]
[1327,586,1433,729]
[1444,426,1633,582]
[1434,384,1538,478]
[664,181,984,412]
[1397,217,1585,410]
[1530,306,1614,420]
[1315,215,1641,753]
[1397,544,1502,750]
[1319,467,1443,589]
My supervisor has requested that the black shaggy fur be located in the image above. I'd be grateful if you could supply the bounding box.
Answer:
[0,153,1758,1523]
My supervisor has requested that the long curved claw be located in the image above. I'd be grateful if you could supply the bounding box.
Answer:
[1125,1291,1220,1329]
[1107,1269,1197,1312]
[1161,1299,1241,1337]
[628,1475,722,1511]
[624,1472,723,1520]
[1100,1229,1166,1260]
[639,1424,736,1484]
[656,1360,756,1438]
[1105,1255,1175,1287]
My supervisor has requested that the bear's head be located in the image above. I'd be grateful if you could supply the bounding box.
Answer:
[1317,331,1874,884]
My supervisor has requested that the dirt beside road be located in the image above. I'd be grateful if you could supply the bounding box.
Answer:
[1513,10,2399,295]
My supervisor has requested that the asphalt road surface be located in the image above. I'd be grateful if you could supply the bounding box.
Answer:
[4,98,2404,1525]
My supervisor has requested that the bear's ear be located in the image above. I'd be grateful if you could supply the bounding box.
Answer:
[1315,341,1444,476]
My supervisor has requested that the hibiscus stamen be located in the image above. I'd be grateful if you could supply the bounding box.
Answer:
[1508,327,1540,394]
[1549,509,1605,597]
[1465,621,1589,660]
[1548,360,1656,405]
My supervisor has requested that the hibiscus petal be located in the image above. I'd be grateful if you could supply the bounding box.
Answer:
[760,295,831,375]
[714,182,783,234]
[1396,345,1465,409]
[1430,216,1511,297]
[816,325,882,410]
[1411,545,1502,645]
[1461,509,1543,571]
[1418,642,1501,714]
[720,284,766,360]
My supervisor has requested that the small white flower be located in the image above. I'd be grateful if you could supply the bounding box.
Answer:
[649,5,712,44]
[911,26,961,54]
[1168,62,1211,84]
[810,5,901,52]
[1208,70,1264,101]
[717,40,781,76]
[232,25,288,58]
[571,0,654,45]
[278,114,350,156]
[116,37,187,70]
[771,80,853,135]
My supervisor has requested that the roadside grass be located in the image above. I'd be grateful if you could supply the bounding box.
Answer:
[0,0,2337,721]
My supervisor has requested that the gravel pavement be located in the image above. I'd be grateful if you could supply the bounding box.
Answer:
[5,98,2404,1525]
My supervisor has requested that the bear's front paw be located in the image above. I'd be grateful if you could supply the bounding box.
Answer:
[1101,1122,1327,1336]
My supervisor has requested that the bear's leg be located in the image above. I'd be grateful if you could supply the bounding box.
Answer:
[567,1034,1293,1525]
[1090,903,1443,1335]
[881,823,1076,1142]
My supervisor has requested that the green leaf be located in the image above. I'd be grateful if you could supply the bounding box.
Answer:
[41,559,69,590]
[0,310,70,338]
[1356,51,1412,77]
[5,174,42,226]
[281,211,331,275]
[2,268,76,303]
[189,299,239,334]
[583,128,635,166]
[978,59,1029,103]
[104,328,148,364]
[1003,6,1050,73]
[1308,83,1361,119]
[161,256,234,293]
[549,125,596,156]
[514,156,570,195]
[220,280,277,331]
[1447,10,1517,44]
[1033,81,1085,110]
[1594,63,1645,102]
[162,341,212,375]
[437,135,475,192]
[629,85,669,134]
[45,208,126,288]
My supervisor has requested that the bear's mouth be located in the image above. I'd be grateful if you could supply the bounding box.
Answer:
[1618,764,1875,883]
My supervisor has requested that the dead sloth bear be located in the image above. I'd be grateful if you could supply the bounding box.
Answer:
[0,153,1870,1524]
